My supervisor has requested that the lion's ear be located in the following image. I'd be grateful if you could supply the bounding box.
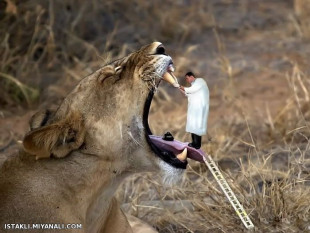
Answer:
[97,65,117,84]
[23,112,85,159]
[97,64,126,84]
[115,65,123,75]
[29,109,55,130]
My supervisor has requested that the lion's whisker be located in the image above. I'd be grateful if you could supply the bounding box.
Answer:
[127,131,143,147]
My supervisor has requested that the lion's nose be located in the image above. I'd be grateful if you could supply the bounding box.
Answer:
[156,45,166,55]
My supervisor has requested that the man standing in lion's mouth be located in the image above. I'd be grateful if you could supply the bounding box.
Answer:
[179,71,209,149]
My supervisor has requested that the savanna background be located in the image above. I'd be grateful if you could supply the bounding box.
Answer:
[1,0,310,232]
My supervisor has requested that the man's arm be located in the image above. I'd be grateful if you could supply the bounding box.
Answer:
[183,81,202,94]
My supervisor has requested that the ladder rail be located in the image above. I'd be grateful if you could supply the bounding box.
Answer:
[203,155,255,230]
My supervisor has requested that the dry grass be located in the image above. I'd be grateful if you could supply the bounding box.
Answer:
[294,0,310,39]
[117,73,310,232]
[0,0,214,108]
[1,0,310,232]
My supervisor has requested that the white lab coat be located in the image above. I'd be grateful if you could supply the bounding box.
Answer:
[184,78,209,136]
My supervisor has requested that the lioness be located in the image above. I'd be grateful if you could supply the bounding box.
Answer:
[0,42,192,233]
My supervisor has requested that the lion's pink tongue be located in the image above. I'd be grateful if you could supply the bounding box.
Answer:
[149,135,204,162]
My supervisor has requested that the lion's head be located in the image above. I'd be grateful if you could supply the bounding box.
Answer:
[23,42,189,182]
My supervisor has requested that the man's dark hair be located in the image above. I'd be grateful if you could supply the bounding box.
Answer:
[185,71,195,77]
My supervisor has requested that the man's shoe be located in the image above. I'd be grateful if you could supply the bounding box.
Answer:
[191,134,202,149]
[188,143,200,149]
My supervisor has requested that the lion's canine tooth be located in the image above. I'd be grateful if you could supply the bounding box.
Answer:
[162,72,179,87]
[176,148,187,161]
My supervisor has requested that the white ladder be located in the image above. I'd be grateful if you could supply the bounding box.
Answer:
[202,155,255,230]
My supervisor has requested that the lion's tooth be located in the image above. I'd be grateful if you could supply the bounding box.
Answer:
[162,72,178,86]
[176,148,187,161]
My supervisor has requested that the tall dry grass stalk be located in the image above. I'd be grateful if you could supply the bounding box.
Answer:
[294,0,310,39]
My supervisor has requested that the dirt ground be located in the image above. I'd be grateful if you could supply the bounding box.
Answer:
[1,0,310,232]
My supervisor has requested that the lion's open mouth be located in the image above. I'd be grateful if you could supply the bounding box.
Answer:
[143,70,204,170]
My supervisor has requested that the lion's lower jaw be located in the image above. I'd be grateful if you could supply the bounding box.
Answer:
[158,159,184,186]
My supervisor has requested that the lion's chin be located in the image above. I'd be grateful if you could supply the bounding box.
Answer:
[158,160,184,186]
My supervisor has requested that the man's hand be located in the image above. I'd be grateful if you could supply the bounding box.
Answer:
[179,85,186,95]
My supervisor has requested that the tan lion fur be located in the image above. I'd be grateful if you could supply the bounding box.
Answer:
[0,42,175,233]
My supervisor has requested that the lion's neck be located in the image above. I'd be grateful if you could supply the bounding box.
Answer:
[84,171,129,232]
[56,152,130,232]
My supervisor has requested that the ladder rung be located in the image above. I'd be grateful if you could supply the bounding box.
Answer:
[203,155,255,230]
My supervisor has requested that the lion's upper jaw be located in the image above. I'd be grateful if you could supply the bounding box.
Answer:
[138,55,172,89]
[153,56,172,77]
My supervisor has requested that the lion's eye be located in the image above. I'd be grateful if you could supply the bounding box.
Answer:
[155,45,166,55]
